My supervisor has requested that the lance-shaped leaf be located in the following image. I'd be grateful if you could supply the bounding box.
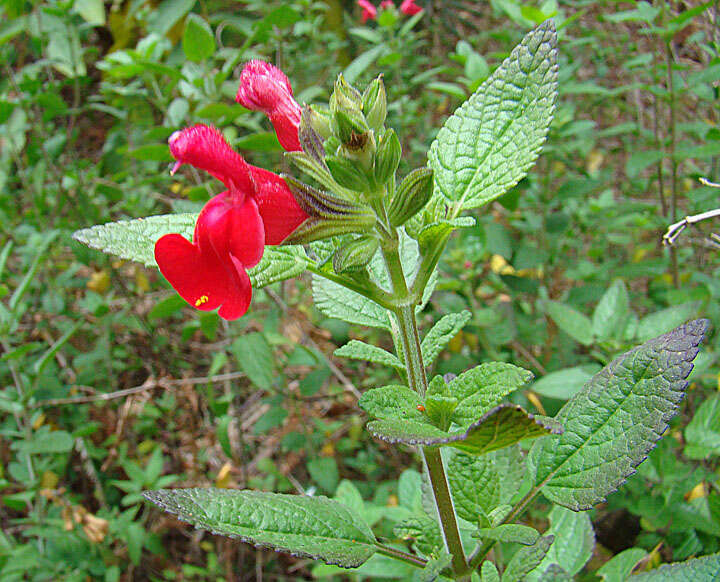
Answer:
[629,551,720,580]
[367,404,563,455]
[421,311,472,367]
[530,319,709,511]
[427,21,558,212]
[143,488,377,568]
[335,340,404,372]
[73,215,308,288]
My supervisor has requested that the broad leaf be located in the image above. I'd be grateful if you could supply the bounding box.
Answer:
[531,365,601,400]
[313,276,390,330]
[447,363,534,427]
[143,488,377,568]
[358,385,423,421]
[367,404,562,455]
[421,311,472,367]
[544,301,593,346]
[502,536,554,582]
[597,548,647,582]
[73,215,307,288]
[526,506,594,581]
[630,551,720,580]
[591,280,630,340]
[636,302,701,342]
[476,524,540,546]
[335,340,404,371]
[448,445,525,524]
[684,394,720,459]
[183,14,215,62]
[427,21,558,212]
[530,319,709,510]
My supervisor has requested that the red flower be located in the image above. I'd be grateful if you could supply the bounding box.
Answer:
[358,0,377,22]
[400,0,422,15]
[235,60,302,152]
[380,0,395,9]
[155,125,308,320]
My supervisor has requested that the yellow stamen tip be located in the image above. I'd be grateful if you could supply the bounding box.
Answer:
[195,295,209,307]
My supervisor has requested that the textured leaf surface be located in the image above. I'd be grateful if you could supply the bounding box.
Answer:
[421,311,472,366]
[476,524,540,546]
[526,506,594,581]
[144,488,376,568]
[313,276,390,329]
[630,552,720,580]
[448,445,525,523]
[73,214,308,288]
[427,21,558,212]
[502,536,554,582]
[530,319,709,510]
[448,363,534,427]
[368,404,562,455]
[358,385,423,421]
[393,515,443,556]
[334,340,404,371]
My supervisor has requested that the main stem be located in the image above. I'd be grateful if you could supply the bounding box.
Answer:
[383,243,469,580]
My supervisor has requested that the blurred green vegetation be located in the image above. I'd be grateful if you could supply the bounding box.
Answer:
[2,0,720,579]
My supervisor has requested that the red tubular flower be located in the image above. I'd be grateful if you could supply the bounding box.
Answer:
[380,0,395,9]
[358,0,377,22]
[155,125,308,320]
[235,60,302,152]
[400,0,422,15]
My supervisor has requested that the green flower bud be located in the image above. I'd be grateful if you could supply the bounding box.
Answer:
[325,155,373,192]
[374,129,401,185]
[332,235,380,274]
[304,105,332,140]
[362,76,387,130]
[388,168,434,226]
[332,109,370,146]
[331,74,363,112]
[324,136,341,155]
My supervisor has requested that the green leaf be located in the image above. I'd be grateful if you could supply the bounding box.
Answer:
[530,319,709,511]
[421,311,472,366]
[684,394,720,459]
[448,363,534,428]
[482,561,501,582]
[502,536,554,582]
[420,552,453,582]
[143,488,377,568]
[368,404,562,455]
[530,365,601,400]
[307,458,339,494]
[393,515,443,556]
[544,301,593,346]
[73,215,306,288]
[476,524,540,546]
[231,333,274,391]
[591,280,629,340]
[343,44,387,84]
[14,428,74,454]
[335,340,404,371]
[74,0,106,25]
[448,445,525,524]
[427,21,558,212]
[597,548,647,582]
[359,385,424,421]
[313,276,390,330]
[526,506,594,581]
[146,0,196,36]
[636,302,701,342]
[629,552,720,580]
[183,14,215,62]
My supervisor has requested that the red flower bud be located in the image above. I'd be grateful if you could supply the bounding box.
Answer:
[380,0,394,9]
[358,0,377,22]
[400,0,422,15]
[236,60,302,152]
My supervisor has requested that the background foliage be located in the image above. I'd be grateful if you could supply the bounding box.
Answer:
[2,0,720,579]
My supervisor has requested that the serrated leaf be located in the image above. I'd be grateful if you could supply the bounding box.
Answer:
[525,506,594,581]
[427,21,558,212]
[393,515,443,556]
[530,319,709,511]
[502,536,554,582]
[368,404,562,455]
[544,301,593,346]
[684,394,720,459]
[419,552,453,582]
[449,363,534,428]
[73,215,307,288]
[448,445,525,524]
[636,302,701,342]
[630,551,720,580]
[592,280,630,340]
[335,340,404,371]
[597,548,647,582]
[143,488,376,568]
[476,524,540,546]
[358,385,423,421]
[421,311,472,367]
[313,275,390,329]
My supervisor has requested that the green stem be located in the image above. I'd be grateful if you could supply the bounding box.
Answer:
[305,262,393,309]
[376,543,428,569]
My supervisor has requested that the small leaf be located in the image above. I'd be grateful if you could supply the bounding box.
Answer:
[421,311,472,367]
[393,515,443,556]
[231,333,274,391]
[530,319,709,511]
[502,536,554,582]
[183,14,216,61]
[544,301,593,346]
[427,21,558,212]
[143,488,376,568]
[74,0,105,25]
[476,524,540,546]
[636,302,701,342]
[591,280,629,340]
[482,561,501,582]
[531,365,601,400]
[334,340,404,371]
[420,552,453,582]
[597,548,647,582]
[358,385,423,421]
[684,394,720,459]
[629,551,720,580]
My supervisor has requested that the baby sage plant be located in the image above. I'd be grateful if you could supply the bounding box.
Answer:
[75,21,714,581]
